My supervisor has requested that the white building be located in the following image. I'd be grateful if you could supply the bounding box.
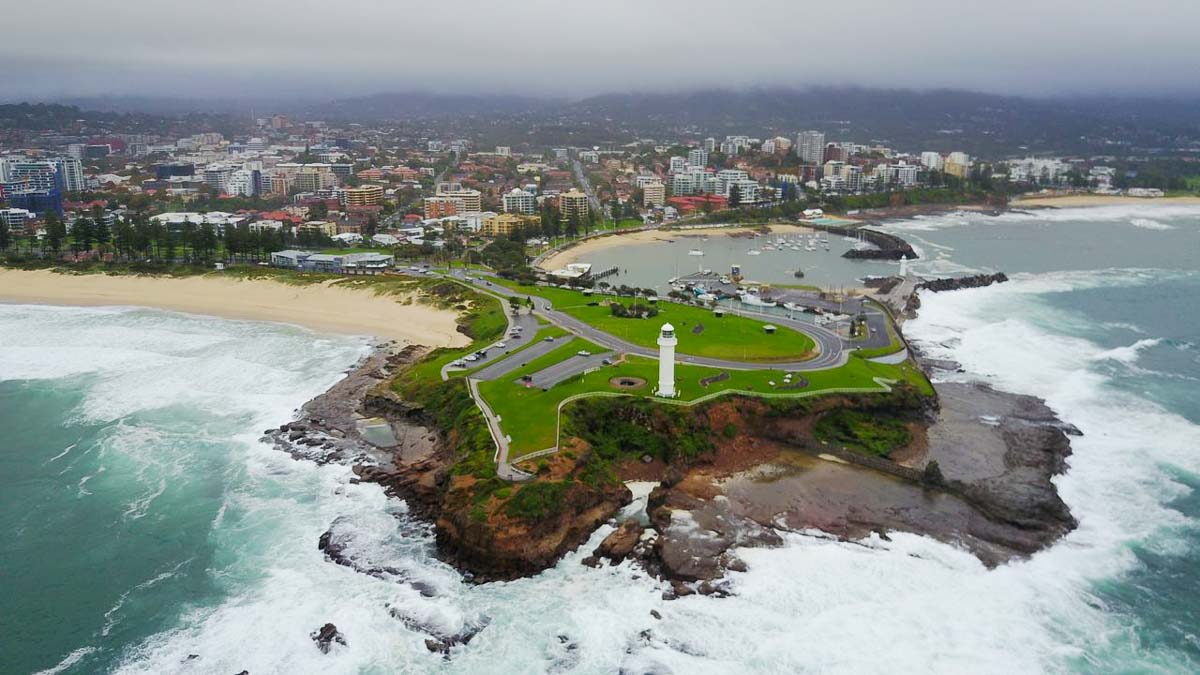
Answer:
[502,188,537,215]
[796,130,825,164]
[715,169,750,197]
[669,156,689,174]
[656,323,677,398]
[687,148,708,169]
[919,152,944,171]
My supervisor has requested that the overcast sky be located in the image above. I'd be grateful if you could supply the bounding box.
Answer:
[5,0,1200,100]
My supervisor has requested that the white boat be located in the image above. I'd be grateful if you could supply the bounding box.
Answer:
[688,249,705,256]
[747,249,762,256]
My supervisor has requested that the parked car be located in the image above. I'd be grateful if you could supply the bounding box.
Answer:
[543,336,555,342]
[464,354,479,362]
[577,350,592,357]
[496,342,507,349]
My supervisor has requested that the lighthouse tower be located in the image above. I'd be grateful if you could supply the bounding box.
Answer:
[656,323,677,397]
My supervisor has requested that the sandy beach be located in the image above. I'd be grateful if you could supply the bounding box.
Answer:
[0,269,470,347]
[1010,194,1200,208]
[540,224,812,270]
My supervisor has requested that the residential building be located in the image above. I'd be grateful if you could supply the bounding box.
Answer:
[502,188,537,214]
[344,184,384,207]
[424,197,460,219]
[149,211,248,234]
[823,143,848,163]
[559,188,589,222]
[54,158,85,193]
[687,148,708,169]
[703,137,716,152]
[435,185,482,213]
[481,212,535,237]
[944,152,972,179]
[796,130,825,164]
[669,156,689,174]
[919,151,944,171]
[643,181,666,208]
[0,207,33,231]
[203,164,236,193]
[715,169,750,198]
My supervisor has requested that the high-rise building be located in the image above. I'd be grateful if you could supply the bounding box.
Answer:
[502,188,537,215]
[669,156,689,174]
[919,152,944,171]
[642,181,665,208]
[687,148,708,169]
[944,152,972,179]
[703,137,716,152]
[796,130,825,164]
[53,158,84,193]
[559,189,589,222]
[823,143,848,164]
[203,164,236,193]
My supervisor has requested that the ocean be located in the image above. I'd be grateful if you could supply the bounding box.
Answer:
[1,202,1198,673]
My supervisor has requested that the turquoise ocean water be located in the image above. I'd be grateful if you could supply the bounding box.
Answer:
[1,201,1197,673]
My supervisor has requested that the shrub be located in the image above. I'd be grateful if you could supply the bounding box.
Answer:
[504,481,570,520]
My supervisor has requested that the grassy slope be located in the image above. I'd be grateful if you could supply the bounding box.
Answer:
[481,349,931,457]
[493,280,816,362]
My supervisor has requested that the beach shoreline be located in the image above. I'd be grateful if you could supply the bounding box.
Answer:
[0,268,469,347]
[1009,194,1200,208]
[539,224,811,270]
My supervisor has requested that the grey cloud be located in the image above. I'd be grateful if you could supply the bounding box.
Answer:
[3,0,1199,99]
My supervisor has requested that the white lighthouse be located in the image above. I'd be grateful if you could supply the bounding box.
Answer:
[656,323,677,397]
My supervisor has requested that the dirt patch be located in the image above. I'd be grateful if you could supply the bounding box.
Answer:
[609,376,647,390]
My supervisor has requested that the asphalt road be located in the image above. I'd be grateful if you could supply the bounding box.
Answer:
[450,270,847,371]
[527,350,616,389]
[472,335,575,381]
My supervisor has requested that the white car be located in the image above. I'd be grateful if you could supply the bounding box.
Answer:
[577,350,592,357]
[464,354,479,362]
[496,342,507,348]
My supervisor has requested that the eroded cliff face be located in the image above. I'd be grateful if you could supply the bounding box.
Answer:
[274,344,1077,595]
[435,464,631,582]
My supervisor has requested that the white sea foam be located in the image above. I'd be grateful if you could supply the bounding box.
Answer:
[10,277,1198,673]
[883,203,1200,233]
[1129,218,1175,230]
[32,647,98,675]
[1091,338,1164,364]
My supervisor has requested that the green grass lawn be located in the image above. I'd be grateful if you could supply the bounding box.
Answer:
[492,280,816,362]
[479,348,931,457]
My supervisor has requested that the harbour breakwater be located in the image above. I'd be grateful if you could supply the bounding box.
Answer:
[804,222,919,260]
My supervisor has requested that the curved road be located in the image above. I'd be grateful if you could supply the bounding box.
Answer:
[449,270,846,371]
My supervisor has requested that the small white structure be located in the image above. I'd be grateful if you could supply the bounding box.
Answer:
[656,323,677,397]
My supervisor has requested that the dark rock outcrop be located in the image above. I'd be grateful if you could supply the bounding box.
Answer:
[919,272,1009,292]
[310,623,347,654]
[584,518,644,566]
